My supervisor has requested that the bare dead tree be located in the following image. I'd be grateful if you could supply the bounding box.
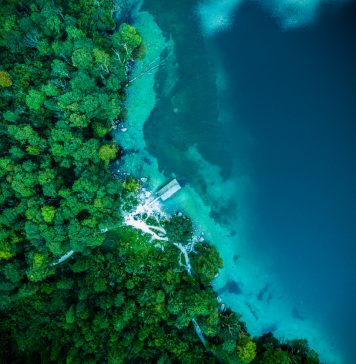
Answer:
[113,47,123,64]
[128,56,165,84]
[173,239,196,276]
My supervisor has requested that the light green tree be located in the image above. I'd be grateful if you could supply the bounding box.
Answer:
[26,89,46,111]
[41,206,56,223]
[98,144,117,161]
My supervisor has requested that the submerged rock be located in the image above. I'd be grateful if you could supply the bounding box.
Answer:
[292,307,305,321]
[257,283,270,301]
[217,279,243,295]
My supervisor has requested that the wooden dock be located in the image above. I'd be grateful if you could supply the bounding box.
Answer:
[157,179,181,201]
[145,179,181,207]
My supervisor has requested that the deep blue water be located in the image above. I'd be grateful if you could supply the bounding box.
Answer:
[214,1,356,360]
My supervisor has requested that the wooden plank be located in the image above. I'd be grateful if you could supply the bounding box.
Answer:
[160,183,181,200]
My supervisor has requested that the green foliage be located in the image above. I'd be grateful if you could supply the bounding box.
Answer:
[259,348,289,364]
[0,71,12,87]
[72,46,93,70]
[113,23,143,61]
[66,305,76,324]
[27,252,54,282]
[165,214,193,243]
[191,243,223,284]
[122,176,140,191]
[117,23,142,49]
[253,333,320,364]
[0,0,130,320]
[41,206,56,223]
[98,144,117,161]
[93,47,111,71]
[93,121,109,138]
[26,89,46,110]
[237,338,257,363]
[0,243,16,260]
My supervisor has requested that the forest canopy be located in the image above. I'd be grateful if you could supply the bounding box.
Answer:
[0,0,320,363]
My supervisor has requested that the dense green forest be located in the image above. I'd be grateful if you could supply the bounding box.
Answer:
[0,0,320,363]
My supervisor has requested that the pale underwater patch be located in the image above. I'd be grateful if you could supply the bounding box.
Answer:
[196,0,352,36]
[260,0,351,29]
[261,0,324,28]
[196,0,244,37]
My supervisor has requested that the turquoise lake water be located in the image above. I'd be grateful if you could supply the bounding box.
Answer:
[122,0,356,362]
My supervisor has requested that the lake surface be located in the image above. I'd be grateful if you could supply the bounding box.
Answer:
[135,0,356,362]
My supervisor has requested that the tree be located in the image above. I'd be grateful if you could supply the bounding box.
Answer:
[26,89,46,111]
[165,214,193,244]
[98,144,117,161]
[0,71,12,87]
[237,338,257,364]
[93,122,109,138]
[71,45,93,70]
[41,206,56,223]
[259,348,289,364]
[69,113,89,128]
[113,23,142,60]
[0,241,16,260]
[27,252,54,282]
[66,26,85,40]
[70,71,95,92]
[51,59,70,78]
[93,47,111,73]
[122,176,140,191]
[191,243,223,284]
[3,261,23,284]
